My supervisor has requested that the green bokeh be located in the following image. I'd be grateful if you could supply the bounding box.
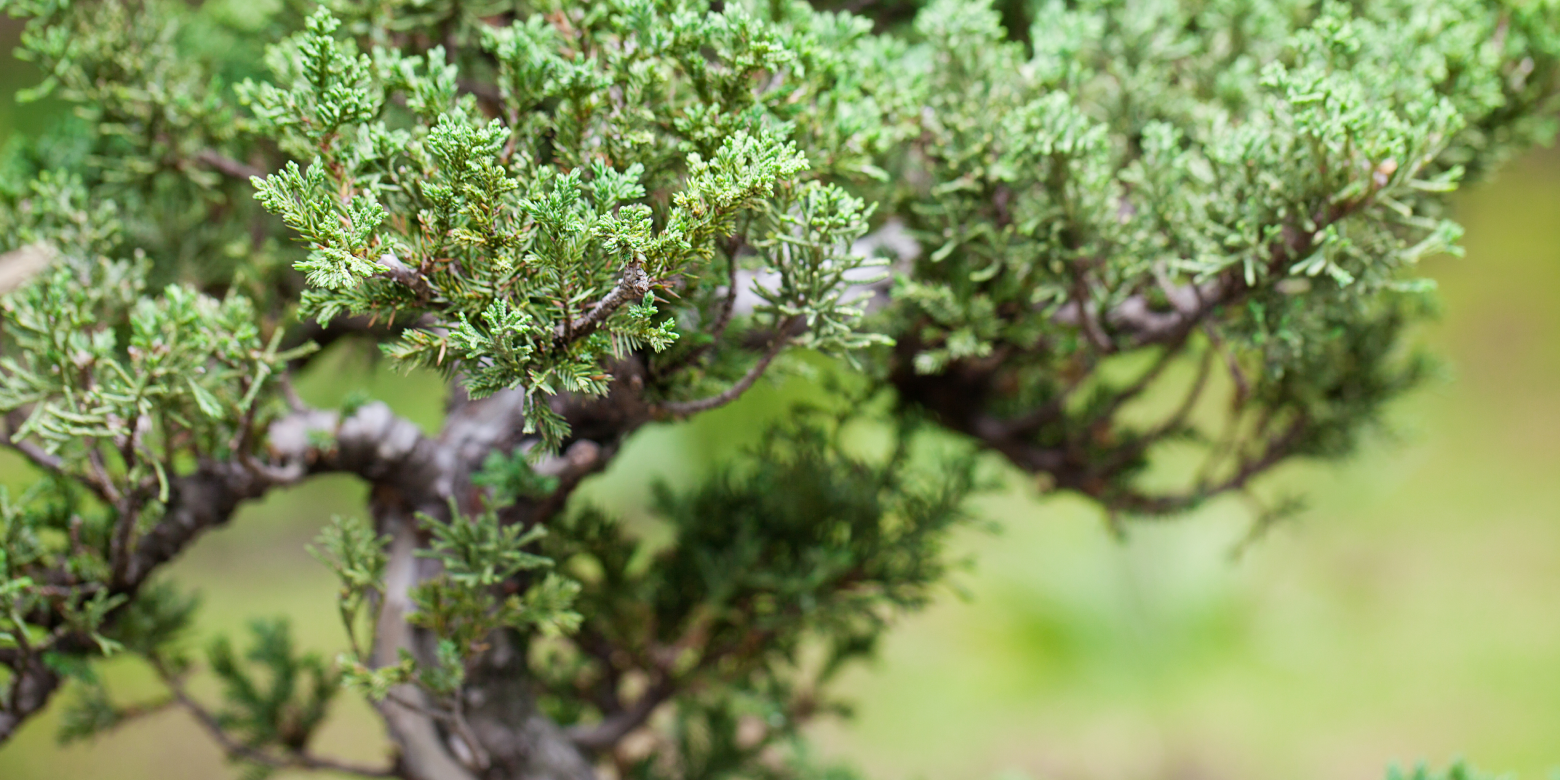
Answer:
[4,19,1560,778]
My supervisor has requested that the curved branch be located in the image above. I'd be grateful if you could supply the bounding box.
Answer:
[655,318,798,418]
[566,678,675,753]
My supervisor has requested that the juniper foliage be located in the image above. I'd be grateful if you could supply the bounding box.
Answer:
[0,0,1555,778]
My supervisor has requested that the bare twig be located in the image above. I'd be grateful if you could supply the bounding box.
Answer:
[500,104,522,166]
[195,150,265,181]
[1203,323,1250,406]
[3,435,68,482]
[706,236,745,346]
[653,235,745,377]
[567,678,676,753]
[1146,341,1216,440]
[655,317,797,417]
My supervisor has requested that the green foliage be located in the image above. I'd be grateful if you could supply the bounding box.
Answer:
[474,448,560,503]
[55,679,124,745]
[411,501,581,654]
[207,619,339,755]
[106,580,200,660]
[312,504,581,706]
[240,3,891,448]
[533,411,975,767]
[2,0,1559,775]
[308,515,388,657]
[0,483,124,659]
[0,256,289,497]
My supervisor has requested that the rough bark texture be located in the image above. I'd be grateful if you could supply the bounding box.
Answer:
[349,379,653,780]
[464,634,597,780]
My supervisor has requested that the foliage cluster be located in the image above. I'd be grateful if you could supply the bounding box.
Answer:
[0,0,1556,778]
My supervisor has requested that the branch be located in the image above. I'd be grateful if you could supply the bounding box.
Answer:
[195,149,265,181]
[566,678,676,753]
[282,314,427,371]
[558,258,650,345]
[706,237,745,346]
[0,425,116,504]
[125,459,277,586]
[654,318,797,417]
[372,510,481,780]
[1,406,124,507]
[0,654,61,745]
[157,664,397,778]
[1109,415,1309,517]
[131,401,449,587]
[654,235,745,377]
[1090,199,1374,348]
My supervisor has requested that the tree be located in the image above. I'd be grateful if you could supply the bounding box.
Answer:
[0,0,1555,777]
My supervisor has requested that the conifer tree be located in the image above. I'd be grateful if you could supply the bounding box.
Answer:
[0,0,1556,778]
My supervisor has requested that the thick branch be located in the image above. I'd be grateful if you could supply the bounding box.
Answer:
[373,509,482,780]
[125,459,277,586]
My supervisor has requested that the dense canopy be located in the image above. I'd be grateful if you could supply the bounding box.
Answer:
[0,0,1556,778]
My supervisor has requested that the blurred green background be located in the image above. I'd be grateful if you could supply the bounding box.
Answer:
[4,19,1560,780]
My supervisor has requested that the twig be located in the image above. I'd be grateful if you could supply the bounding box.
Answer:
[1069,275,1112,352]
[706,237,744,345]
[195,150,265,181]
[557,258,651,345]
[279,374,307,413]
[655,318,797,417]
[1202,323,1249,406]
[500,104,522,165]
[1146,341,1216,440]
[654,235,745,376]
[85,446,122,505]
[3,435,70,483]
[1120,415,1308,516]
[447,697,492,771]
[157,665,397,778]
[567,678,676,752]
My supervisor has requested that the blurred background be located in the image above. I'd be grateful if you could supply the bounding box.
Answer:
[4,16,1560,780]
